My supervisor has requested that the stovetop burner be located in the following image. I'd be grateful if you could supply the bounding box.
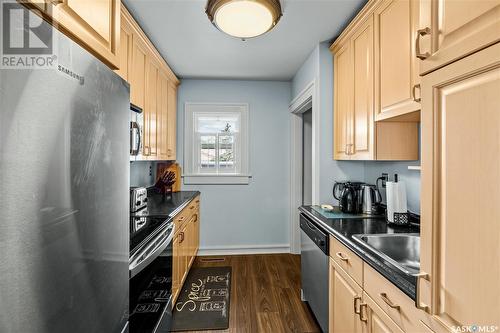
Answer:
[130,215,171,256]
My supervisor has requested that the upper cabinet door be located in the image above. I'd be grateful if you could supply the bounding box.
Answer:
[115,11,133,82]
[157,71,169,160]
[351,17,375,160]
[333,42,353,160]
[420,44,500,331]
[50,0,120,69]
[419,0,500,75]
[145,57,159,158]
[166,80,177,160]
[130,33,147,109]
[374,0,421,121]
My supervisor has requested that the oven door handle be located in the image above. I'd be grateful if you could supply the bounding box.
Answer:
[129,224,175,278]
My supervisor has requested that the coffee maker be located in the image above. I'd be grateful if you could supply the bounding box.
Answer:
[333,181,364,213]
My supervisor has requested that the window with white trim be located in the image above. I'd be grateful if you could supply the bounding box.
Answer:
[184,103,250,184]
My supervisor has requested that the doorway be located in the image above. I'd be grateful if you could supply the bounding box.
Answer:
[289,80,319,254]
[302,109,313,206]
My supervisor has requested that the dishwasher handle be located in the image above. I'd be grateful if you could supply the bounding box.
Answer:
[300,214,329,255]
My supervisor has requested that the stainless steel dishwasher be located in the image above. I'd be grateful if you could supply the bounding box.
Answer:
[300,213,329,332]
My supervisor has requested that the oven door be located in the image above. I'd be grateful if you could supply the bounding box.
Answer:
[130,223,174,333]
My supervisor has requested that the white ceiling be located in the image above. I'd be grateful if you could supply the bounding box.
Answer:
[123,0,366,81]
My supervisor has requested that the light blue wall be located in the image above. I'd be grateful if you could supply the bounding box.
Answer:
[291,43,364,205]
[292,42,421,213]
[177,79,292,251]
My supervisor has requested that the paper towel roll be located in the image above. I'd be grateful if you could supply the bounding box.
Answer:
[386,181,407,222]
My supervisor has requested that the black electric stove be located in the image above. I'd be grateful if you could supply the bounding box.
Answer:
[130,215,172,256]
[129,211,174,333]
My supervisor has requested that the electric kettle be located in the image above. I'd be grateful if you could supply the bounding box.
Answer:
[360,184,382,215]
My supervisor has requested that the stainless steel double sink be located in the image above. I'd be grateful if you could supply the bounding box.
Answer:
[352,233,420,275]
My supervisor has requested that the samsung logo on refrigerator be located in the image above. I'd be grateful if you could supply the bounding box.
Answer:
[57,64,84,85]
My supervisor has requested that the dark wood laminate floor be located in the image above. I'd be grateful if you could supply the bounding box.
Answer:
[181,254,321,333]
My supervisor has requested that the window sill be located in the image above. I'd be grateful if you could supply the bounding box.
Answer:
[182,174,252,185]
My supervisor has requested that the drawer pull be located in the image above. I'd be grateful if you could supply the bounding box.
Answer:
[179,232,185,243]
[189,205,195,210]
[353,296,361,315]
[359,303,368,322]
[336,252,349,262]
[380,293,400,310]
[178,216,185,221]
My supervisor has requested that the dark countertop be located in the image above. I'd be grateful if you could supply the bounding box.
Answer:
[299,205,420,300]
[131,190,200,218]
[130,190,200,256]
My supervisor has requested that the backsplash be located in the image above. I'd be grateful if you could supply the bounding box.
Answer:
[130,161,157,188]
[363,161,421,214]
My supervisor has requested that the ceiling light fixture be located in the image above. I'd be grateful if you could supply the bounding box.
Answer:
[206,0,282,40]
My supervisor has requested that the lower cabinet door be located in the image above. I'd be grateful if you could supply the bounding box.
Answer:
[329,258,364,332]
[172,232,182,303]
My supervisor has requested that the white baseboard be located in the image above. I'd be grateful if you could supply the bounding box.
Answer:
[197,244,291,256]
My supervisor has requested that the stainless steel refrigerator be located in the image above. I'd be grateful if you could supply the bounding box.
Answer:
[0,3,129,332]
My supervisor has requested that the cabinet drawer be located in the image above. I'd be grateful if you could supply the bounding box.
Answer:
[363,291,404,333]
[364,263,422,332]
[329,236,363,286]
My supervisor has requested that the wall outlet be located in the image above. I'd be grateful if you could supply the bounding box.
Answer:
[381,173,389,188]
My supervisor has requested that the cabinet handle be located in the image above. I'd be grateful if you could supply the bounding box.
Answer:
[359,303,368,322]
[416,27,431,60]
[412,84,421,103]
[415,272,430,312]
[354,296,361,315]
[189,205,195,210]
[336,252,349,262]
[179,232,185,243]
[380,293,400,310]
[195,200,200,204]
[178,216,185,221]
[144,146,151,156]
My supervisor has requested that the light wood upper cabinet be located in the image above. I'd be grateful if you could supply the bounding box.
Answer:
[115,11,133,82]
[158,72,169,160]
[145,58,159,158]
[419,0,500,75]
[48,0,120,69]
[420,43,500,331]
[130,32,147,109]
[167,81,177,160]
[118,6,179,161]
[374,0,420,121]
[331,7,419,161]
[351,17,375,160]
[333,42,352,160]
[329,258,363,333]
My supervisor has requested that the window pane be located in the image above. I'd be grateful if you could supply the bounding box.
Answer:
[200,135,216,171]
[218,135,234,171]
[197,114,239,134]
